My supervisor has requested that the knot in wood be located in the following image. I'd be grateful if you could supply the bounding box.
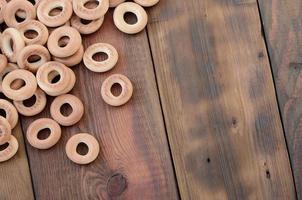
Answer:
[107,173,127,197]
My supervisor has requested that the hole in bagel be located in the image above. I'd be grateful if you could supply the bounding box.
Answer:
[9,39,14,52]
[60,103,73,117]
[27,55,41,63]
[48,71,61,84]
[92,52,108,62]
[111,83,122,97]
[124,12,138,25]
[23,95,36,107]
[76,142,89,155]
[80,19,92,25]
[58,36,70,47]
[0,142,9,151]
[24,29,38,39]
[49,7,63,16]
[51,75,61,84]
[15,9,26,22]
[28,0,36,5]
[37,128,51,140]
[0,109,6,118]
[10,79,25,90]
[84,0,99,9]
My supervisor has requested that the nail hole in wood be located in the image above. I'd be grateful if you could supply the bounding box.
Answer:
[266,170,270,179]
[231,117,238,128]
[258,52,264,58]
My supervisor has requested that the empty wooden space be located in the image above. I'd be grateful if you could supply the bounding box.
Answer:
[1,0,302,199]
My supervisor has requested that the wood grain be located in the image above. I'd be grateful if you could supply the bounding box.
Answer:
[147,0,296,199]
[258,0,302,198]
[0,122,34,200]
[21,11,179,199]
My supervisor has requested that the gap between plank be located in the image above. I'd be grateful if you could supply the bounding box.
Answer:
[256,0,298,198]
[19,117,37,200]
[145,28,182,199]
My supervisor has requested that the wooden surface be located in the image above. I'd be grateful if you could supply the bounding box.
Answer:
[258,0,302,198]
[20,11,179,199]
[0,122,34,200]
[147,0,296,199]
[3,0,302,199]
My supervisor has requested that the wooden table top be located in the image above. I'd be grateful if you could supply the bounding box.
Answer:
[1,0,301,199]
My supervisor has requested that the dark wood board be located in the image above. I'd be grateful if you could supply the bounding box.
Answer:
[20,11,179,199]
[0,122,34,200]
[147,0,296,199]
[258,0,302,198]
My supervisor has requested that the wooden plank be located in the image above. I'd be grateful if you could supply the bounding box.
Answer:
[147,0,296,199]
[258,0,302,198]
[21,11,179,199]
[0,122,34,200]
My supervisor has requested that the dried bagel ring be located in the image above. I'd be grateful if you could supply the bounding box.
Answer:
[47,66,76,94]
[113,2,148,34]
[13,88,47,117]
[26,118,61,149]
[37,0,73,27]
[101,74,133,106]
[3,0,36,27]
[17,45,51,73]
[0,116,11,145]
[0,0,7,24]
[70,15,104,35]
[83,43,118,73]
[0,63,22,93]
[133,0,159,7]
[17,20,49,45]
[61,67,76,94]
[109,0,125,7]
[15,0,41,19]
[0,54,7,73]
[1,28,25,62]
[0,99,18,129]
[47,26,82,58]
[50,94,84,126]
[53,45,84,67]
[65,133,99,165]
[0,135,18,163]
[36,61,71,96]
[73,0,109,20]
[2,69,37,101]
